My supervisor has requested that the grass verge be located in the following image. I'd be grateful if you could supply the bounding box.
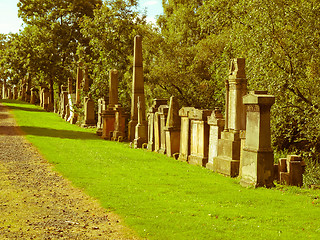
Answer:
[2,99,320,239]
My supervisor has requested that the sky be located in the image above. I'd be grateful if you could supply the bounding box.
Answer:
[0,0,163,35]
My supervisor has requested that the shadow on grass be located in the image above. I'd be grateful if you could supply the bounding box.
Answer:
[0,125,100,140]
[1,99,45,113]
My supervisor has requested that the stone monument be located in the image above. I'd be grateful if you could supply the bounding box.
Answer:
[206,108,225,170]
[147,99,168,151]
[82,94,96,127]
[213,58,247,177]
[240,91,275,187]
[164,96,181,157]
[134,97,147,148]
[128,35,147,142]
[178,107,195,162]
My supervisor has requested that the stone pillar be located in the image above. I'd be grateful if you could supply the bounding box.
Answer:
[128,35,147,142]
[76,61,83,105]
[96,98,107,136]
[147,99,168,151]
[178,107,195,162]
[82,94,96,127]
[154,112,161,152]
[188,109,212,167]
[158,105,169,154]
[240,91,275,187]
[213,58,247,177]
[13,86,18,100]
[164,96,181,157]
[109,70,118,107]
[134,97,147,148]
[206,108,225,170]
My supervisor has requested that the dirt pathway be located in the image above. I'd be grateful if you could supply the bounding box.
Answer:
[0,103,139,239]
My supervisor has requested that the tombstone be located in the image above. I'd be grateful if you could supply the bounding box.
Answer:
[240,91,275,187]
[13,86,18,100]
[76,61,83,105]
[60,85,68,118]
[96,98,107,136]
[47,88,54,112]
[277,155,305,187]
[134,97,148,148]
[147,99,168,151]
[206,108,225,170]
[81,94,96,127]
[188,109,212,166]
[178,107,196,162]
[213,58,247,177]
[67,93,78,124]
[112,108,128,141]
[158,105,169,154]
[128,35,147,142]
[101,70,120,139]
[164,96,181,157]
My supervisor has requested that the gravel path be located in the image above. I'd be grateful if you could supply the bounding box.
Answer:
[0,103,139,239]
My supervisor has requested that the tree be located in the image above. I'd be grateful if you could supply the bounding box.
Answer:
[80,0,146,109]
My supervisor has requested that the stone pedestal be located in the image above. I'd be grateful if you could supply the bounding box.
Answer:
[240,91,275,187]
[147,99,168,151]
[188,109,212,167]
[178,107,195,162]
[206,108,225,170]
[164,96,181,157]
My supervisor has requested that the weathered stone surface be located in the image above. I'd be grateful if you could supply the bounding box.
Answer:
[134,97,147,148]
[82,94,96,127]
[240,91,275,188]
[96,98,107,136]
[76,61,83,105]
[128,35,147,142]
[109,69,119,108]
[164,96,181,157]
[147,99,168,151]
[213,58,247,177]
[158,105,169,154]
[278,155,305,187]
[206,108,225,170]
[188,109,212,167]
[178,107,195,162]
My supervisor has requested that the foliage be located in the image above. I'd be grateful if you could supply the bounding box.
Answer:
[79,0,146,110]
[3,99,320,240]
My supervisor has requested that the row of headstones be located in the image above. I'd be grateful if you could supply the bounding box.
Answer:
[132,58,305,188]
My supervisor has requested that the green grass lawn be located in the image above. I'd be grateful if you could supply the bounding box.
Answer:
[2,99,320,239]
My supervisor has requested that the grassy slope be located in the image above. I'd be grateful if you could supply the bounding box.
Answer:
[2,99,320,240]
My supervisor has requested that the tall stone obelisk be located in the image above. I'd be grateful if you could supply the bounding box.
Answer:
[128,35,147,142]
